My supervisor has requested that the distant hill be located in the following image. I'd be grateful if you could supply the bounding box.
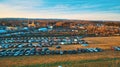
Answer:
[0,18,68,21]
[0,18,120,27]
[0,18,120,22]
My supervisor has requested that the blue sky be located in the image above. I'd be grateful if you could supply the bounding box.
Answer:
[0,0,120,21]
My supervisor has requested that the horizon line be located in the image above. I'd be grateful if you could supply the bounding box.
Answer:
[0,17,120,22]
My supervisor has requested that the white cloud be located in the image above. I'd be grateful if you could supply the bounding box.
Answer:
[110,6,120,9]
[79,4,101,9]
[1,9,120,21]
[0,0,44,10]
[0,0,120,21]
[52,4,70,9]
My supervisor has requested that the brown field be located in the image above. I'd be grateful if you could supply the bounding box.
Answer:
[0,36,120,67]
[49,36,120,50]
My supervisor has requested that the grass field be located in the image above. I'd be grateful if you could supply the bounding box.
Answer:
[21,58,120,67]
[49,36,120,50]
[0,36,120,67]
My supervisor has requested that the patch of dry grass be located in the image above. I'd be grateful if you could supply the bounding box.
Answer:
[0,51,120,67]
[49,36,120,50]
[83,36,120,49]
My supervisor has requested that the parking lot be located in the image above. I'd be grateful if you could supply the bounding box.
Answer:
[0,36,87,48]
[0,36,120,57]
[0,36,120,67]
[0,36,90,57]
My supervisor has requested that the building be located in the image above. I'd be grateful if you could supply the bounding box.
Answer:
[38,28,48,32]
[28,20,36,27]
[6,27,18,31]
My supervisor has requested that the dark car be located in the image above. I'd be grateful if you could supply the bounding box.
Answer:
[56,45,61,49]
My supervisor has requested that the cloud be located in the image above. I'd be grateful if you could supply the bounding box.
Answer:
[0,0,120,21]
[109,6,120,10]
[78,4,101,9]
[0,0,44,10]
[52,4,70,9]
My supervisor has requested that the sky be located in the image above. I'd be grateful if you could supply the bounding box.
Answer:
[0,0,120,21]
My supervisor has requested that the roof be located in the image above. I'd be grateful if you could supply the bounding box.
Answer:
[0,30,7,33]
[38,28,48,31]
[23,27,29,30]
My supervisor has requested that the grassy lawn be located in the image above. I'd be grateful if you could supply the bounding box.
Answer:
[49,36,120,50]
[20,58,120,67]
[83,36,120,49]
[0,50,120,67]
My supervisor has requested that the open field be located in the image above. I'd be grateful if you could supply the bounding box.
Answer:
[83,36,120,49]
[0,36,120,67]
[21,58,120,67]
[49,36,120,50]
[0,51,120,67]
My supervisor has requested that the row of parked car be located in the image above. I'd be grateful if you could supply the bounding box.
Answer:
[0,36,84,43]
[0,47,102,57]
[0,43,43,49]
[112,46,120,51]
[0,36,88,49]
[0,36,83,40]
